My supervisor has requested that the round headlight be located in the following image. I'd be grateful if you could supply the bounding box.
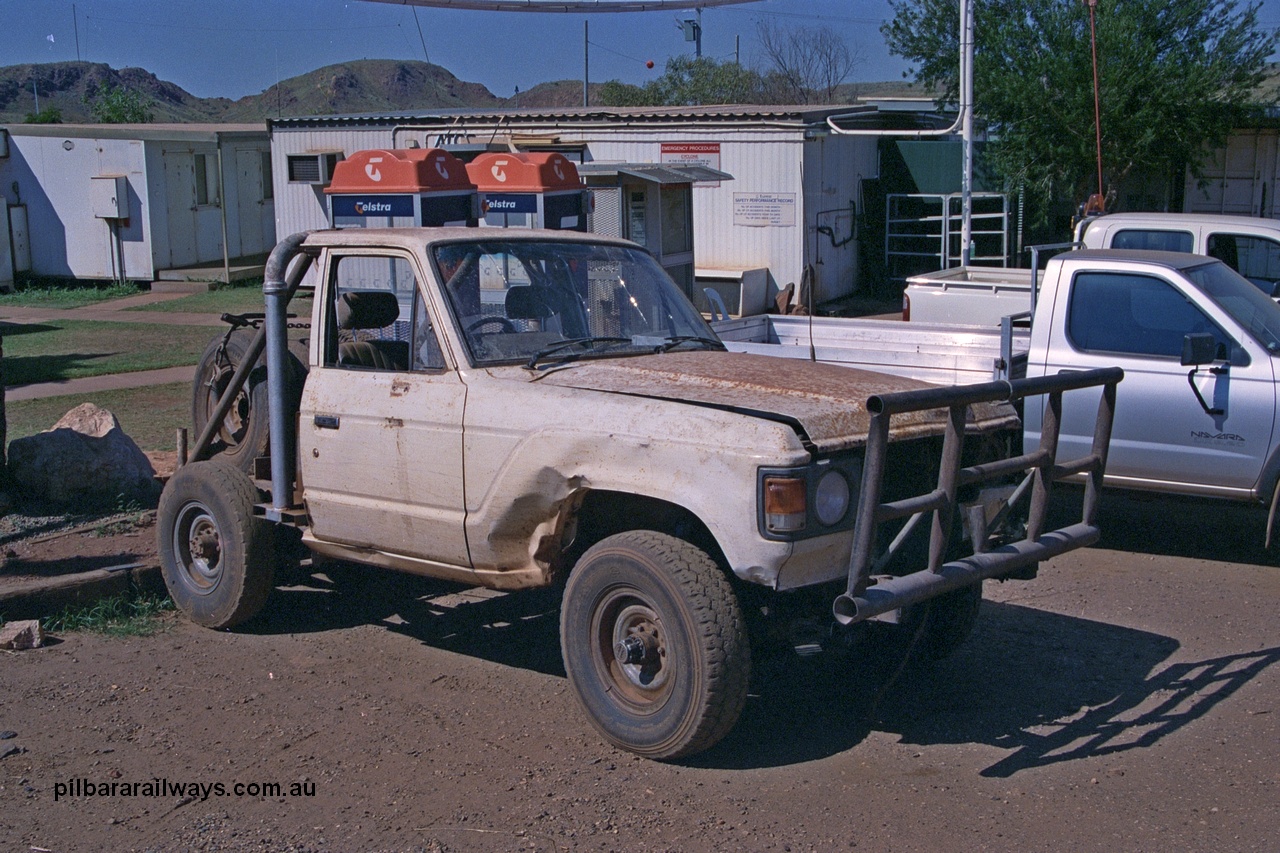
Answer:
[814,470,850,526]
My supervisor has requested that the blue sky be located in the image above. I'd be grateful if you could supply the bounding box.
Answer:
[3,0,1280,103]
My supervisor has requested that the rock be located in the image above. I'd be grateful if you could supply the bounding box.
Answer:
[0,619,44,650]
[8,404,158,508]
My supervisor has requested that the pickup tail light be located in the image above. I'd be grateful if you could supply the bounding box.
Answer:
[902,292,911,322]
[764,476,807,532]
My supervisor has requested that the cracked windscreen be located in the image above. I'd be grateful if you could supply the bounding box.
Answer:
[432,239,721,367]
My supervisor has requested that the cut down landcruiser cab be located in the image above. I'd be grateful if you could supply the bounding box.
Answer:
[161,227,1120,759]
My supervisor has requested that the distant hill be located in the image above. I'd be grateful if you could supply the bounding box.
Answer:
[221,60,504,121]
[0,59,934,125]
[0,62,229,123]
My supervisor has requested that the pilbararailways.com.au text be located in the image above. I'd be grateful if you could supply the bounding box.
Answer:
[53,778,316,802]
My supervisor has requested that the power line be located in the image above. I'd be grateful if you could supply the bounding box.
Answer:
[718,6,884,26]
[587,39,650,64]
[412,8,431,63]
[83,15,403,34]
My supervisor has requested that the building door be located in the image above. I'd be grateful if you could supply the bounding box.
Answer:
[235,148,271,256]
[162,151,199,267]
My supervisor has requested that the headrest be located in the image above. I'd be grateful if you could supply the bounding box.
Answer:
[505,286,553,320]
[336,291,400,330]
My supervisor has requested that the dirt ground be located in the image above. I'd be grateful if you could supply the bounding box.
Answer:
[1,490,1278,852]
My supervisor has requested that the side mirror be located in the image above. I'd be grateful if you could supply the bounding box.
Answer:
[1181,333,1218,367]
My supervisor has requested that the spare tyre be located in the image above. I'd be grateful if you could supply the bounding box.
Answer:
[191,328,304,474]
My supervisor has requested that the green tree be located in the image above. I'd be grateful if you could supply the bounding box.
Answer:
[23,106,63,123]
[883,0,1276,227]
[84,79,155,123]
[599,56,765,107]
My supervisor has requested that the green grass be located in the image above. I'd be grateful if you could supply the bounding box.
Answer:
[0,277,145,309]
[128,280,274,316]
[2,319,219,385]
[41,592,174,637]
[6,382,191,451]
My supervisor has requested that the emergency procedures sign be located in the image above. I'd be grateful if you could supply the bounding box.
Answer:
[660,143,721,186]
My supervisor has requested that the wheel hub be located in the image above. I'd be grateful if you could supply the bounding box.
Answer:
[609,603,669,696]
[614,632,658,665]
[189,523,221,565]
[174,504,223,591]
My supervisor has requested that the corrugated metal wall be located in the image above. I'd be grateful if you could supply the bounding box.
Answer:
[273,128,397,234]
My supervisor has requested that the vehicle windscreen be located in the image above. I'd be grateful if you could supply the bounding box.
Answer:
[1185,260,1280,354]
[433,239,720,367]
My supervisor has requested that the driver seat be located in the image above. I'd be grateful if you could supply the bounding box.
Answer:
[336,291,409,370]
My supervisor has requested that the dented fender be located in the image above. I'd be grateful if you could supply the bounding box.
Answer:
[460,367,808,584]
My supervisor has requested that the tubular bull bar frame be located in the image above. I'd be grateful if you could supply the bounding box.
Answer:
[832,367,1122,626]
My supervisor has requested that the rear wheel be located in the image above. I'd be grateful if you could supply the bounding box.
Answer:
[158,459,274,629]
[560,531,750,760]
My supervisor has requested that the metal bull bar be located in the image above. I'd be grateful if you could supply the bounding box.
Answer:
[831,366,1122,626]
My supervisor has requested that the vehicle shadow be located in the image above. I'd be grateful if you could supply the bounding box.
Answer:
[249,563,567,677]
[693,601,1280,772]
[251,567,1277,776]
[1048,485,1274,565]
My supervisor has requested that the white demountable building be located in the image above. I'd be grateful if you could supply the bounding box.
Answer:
[0,123,275,283]
[268,105,878,312]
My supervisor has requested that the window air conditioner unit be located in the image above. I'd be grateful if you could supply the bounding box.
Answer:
[287,152,342,185]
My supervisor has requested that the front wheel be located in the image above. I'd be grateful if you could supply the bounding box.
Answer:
[560,531,750,760]
[157,459,275,629]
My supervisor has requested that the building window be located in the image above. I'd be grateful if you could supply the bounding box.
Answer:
[195,153,220,206]
[660,186,692,255]
[261,151,274,201]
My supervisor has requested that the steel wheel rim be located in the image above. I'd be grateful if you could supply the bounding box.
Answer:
[591,588,673,712]
[173,501,223,594]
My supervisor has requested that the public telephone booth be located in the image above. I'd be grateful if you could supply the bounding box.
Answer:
[325,148,478,229]
[465,152,587,231]
[577,161,732,301]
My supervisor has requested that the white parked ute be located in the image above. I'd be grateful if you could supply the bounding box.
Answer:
[905,212,1280,326]
[1075,211,1280,297]
[162,228,1118,759]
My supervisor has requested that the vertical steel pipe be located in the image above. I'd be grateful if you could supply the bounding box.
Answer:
[929,404,966,572]
[1026,390,1062,540]
[1083,379,1118,526]
[263,232,311,511]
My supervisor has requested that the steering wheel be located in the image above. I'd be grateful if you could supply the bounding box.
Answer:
[465,316,517,335]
